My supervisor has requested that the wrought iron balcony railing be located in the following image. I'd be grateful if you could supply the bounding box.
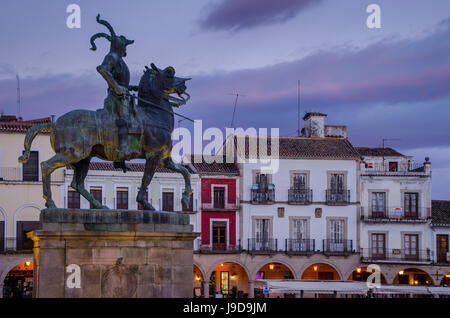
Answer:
[323,239,353,254]
[288,189,312,204]
[251,188,275,204]
[194,238,242,253]
[362,206,430,221]
[360,248,432,263]
[285,239,315,253]
[248,238,277,252]
[325,189,350,204]
[0,167,64,182]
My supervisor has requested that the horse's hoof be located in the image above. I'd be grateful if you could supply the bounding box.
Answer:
[143,203,155,211]
[101,205,110,209]
[46,200,57,209]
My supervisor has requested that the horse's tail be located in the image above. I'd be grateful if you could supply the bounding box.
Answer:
[18,122,54,163]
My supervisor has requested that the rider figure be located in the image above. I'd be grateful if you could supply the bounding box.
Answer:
[90,14,135,171]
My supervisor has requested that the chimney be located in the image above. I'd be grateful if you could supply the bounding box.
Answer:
[303,112,327,138]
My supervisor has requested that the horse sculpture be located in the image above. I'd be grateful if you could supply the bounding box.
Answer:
[18,63,192,211]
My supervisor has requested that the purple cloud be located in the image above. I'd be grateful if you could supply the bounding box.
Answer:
[199,0,322,31]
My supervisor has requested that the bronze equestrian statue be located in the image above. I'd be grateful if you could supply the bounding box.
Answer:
[18,15,192,211]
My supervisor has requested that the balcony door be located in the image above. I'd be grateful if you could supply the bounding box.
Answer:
[22,151,38,181]
[162,191,174,211]
[371,233,386,260]
[436,235,449,263]
[213,187,225,209]
[293,219,308,251]
[292,173,307,202]
[404,193,418,218]
[404,234,419,260]
[255,218,270,250]
[212,221,227,251]
[330,173,344,201]
[371,192,386,218]
[329,219,345,252]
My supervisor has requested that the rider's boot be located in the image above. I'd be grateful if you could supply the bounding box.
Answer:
[114,118,131,173]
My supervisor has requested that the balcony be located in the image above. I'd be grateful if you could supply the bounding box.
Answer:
[323,239,353,255]
[361,162,428,176]
[288,189,312,204]
[0,237,34,253]
[194,238,242,254]
[251,184,275,204]
[285,239,315,254]
[248,238,277,253]
[360,248,432,264]
[201,202,238,211]
[361,206,429,223]
[0,167,64,183]
[325,189,350,205]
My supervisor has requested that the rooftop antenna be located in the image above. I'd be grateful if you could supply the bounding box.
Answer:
[297,80,301,136]
[16,74,21,119]
[229,93,246,128]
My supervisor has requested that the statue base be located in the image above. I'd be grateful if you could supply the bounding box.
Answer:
[28,208,199,298]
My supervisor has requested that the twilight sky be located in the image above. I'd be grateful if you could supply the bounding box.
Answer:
[0,0,449,198]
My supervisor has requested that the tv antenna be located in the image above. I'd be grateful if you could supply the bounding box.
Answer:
[229,93,246,128]
[297,80,301,136]
[16,74,21,118]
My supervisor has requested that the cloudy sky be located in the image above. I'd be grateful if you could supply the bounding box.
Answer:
[0,0,449,198]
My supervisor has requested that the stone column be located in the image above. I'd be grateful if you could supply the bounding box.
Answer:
[203,280,210,298]
[248,280,254,298]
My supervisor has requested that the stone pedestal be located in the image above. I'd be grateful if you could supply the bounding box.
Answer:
[28,208,199,298]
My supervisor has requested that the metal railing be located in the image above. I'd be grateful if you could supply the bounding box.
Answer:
[363,206,429,221]
[248,238,277,252]
[323,239,353,254]
[201,202,239,210]
[362,163,426,174]
[285,239,315,253]
[325,189,350,204]
[194,238,242,253]
[0,238,34,253]
[360,248,432,263]
[0,167,64,182]
[288,189,312,204]
[251,189,275,204]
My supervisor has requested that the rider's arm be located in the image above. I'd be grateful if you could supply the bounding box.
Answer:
[97,54,125,96]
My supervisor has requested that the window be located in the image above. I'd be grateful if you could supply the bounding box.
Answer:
[68,189,80,209]
[255,173,269,189]
[213,187,225,209]
[212,221,227,250]
[388,162,398,172]
[371,233,386,259]
[371,192,386,216]
[16,221,41,250]
[89,187,102,209]
[22,151,38,181]
[330,219,345,241]
[293,219,307,240]
[404,234,418,260]
[330,173,344,192]
[182,192,194,212]
[162,191,174,211]
[293,173,307,190]
[137,189,149,210]
[255,219,270,241]
[116,188,128,210]
[436,235,448,263]
[404,193,418,218]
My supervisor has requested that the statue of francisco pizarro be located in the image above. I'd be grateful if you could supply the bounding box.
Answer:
[90,14,135,172]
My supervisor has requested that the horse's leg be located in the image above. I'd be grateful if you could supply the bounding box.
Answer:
[41,153,71,208]
[162,157,192,210]
[136,151,164,211]
[71,158,108,209]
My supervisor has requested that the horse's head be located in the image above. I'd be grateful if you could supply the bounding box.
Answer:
[140,63,190,107]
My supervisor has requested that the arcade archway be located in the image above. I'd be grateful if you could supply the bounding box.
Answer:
[255,262,294,280]
[193,265,204,297]
[3,261,34,298]
[347,266,387,284]
[301,263,340,280]
[393,268,433,286]
[209,262,249,298]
